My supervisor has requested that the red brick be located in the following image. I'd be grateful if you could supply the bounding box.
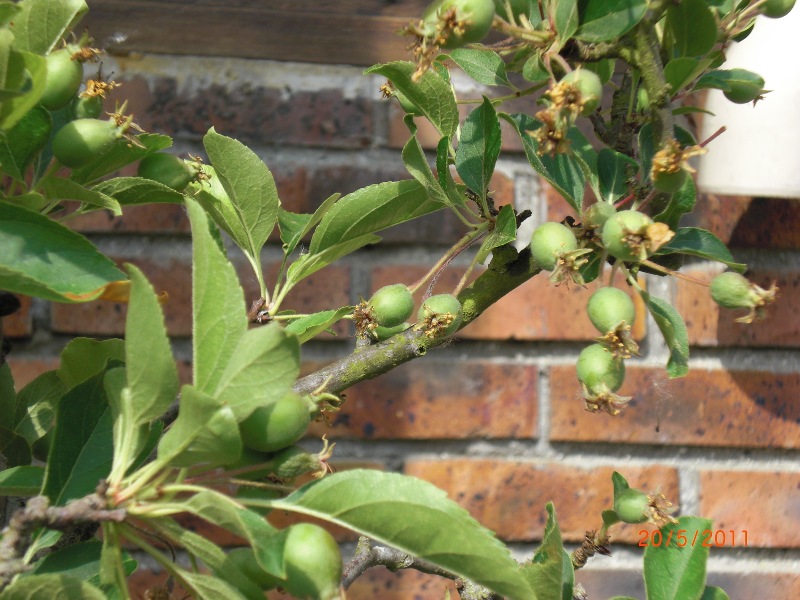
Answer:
[52,255,193,337]
[550,366,800,449]
[674,268,800,347]
[404,459,679,543]
[313,360,537,439]
[699,471,800,548]
[684,194,800,249]
[370,265,647,341]
[3,295,32,338]
[6,357,59,390]
[113,75,373,149]
[51,256,350,338]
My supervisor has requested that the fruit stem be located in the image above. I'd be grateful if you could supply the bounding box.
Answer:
[699,125,727,148]
[640,259,711,286]
[408,225,488,295]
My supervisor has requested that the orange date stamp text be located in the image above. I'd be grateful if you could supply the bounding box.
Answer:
[638,529,749,548]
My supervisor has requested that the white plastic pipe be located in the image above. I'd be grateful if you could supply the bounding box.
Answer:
[697,8,800,199]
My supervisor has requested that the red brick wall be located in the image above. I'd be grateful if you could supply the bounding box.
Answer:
[6,29,800,600]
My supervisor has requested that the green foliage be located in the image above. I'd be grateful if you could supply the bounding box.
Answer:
[1,0,785,596]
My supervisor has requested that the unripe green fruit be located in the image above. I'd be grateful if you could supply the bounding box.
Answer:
[561,69,603,116]
[723,76,765,104]
[587,287,635,334]
[418,294,463,336]
[576,343,625,395]
[52,118,120,168]
[41,48,83,110]
[283,523,343,600]
[530,222,578,271]
[601,210,654,263]
[652,168,688,194]
[583,202,616,230]
[614,488,650,524]
[227,445,321,481]
[422,0,496,49]
[373,322,411,341]
[226,548,283,590]
[137,152,197,191]
[71,95,103,119]
[710,272,753,309]
[763,0,795,18]
[368,284,415,327]
[240,393,311,453]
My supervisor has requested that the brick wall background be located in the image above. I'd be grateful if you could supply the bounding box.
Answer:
[5,1,800,598]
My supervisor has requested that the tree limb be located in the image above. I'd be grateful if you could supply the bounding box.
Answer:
[294,245,539,396]
[0,491,126,591]
[343,537,503,600]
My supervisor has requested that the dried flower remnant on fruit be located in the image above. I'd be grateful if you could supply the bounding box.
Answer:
[582,388,633,416]
[531,107,571,156]
[650,139,706,181]
[645,491,679,527]
[82,77,120,99]
[549,247,592,287]
[595,324,639,359]
[710,272,779,323]
[353,299,378,339]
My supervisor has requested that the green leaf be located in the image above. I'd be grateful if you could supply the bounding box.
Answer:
[0,425,31,467]
[284,307,354,343]
[0,3,22,28]
[181,490,285,578]
[310,180,441,254]
[0,201,126,302]
[125,264,179,424]
[57,338,125,389]
[0,360,16,422]
[365,61,459,138]
[14,370,65,447]
[700,586,730,600]
[583,58,616,84]
[665,0,717,58]
[601,509,621,528]
[269,470,533,600]
[278,193,340,257]
[42,176,122,215]
[0,465,43,495]
[448,48,512,87]
[597,148,637,203]
[92,176,184,205]
[476,204,516,264]
[402,127,451,206]
[502,113,593,214]
[1,574,105,600]
[522,54,550,83]
[575,0,647,42]
[11,0,88,54]
[42,371,113,504]
[551,0,579,46]
[156,384,241,467]
[654,175,696,230]
[693,68,764,95]
[288,233,381,284]
[455,97,501,204]
[641,292,689,378]
[522,503,574,600]
[656,227,746,273]
[644,516,713,600]
[203,128,280,289]
[186,199,248,395]
[0,51,46,131]
[30,540,136,585]
[180,571,249,600]
[213,323,300,421]
[0,105,50,180]
[69,133,173,185]
[664,58,711,95]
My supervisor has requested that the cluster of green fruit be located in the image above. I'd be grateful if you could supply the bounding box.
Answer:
[215,397,343,598]
[220,525,343,600]
[357,284,463,340]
